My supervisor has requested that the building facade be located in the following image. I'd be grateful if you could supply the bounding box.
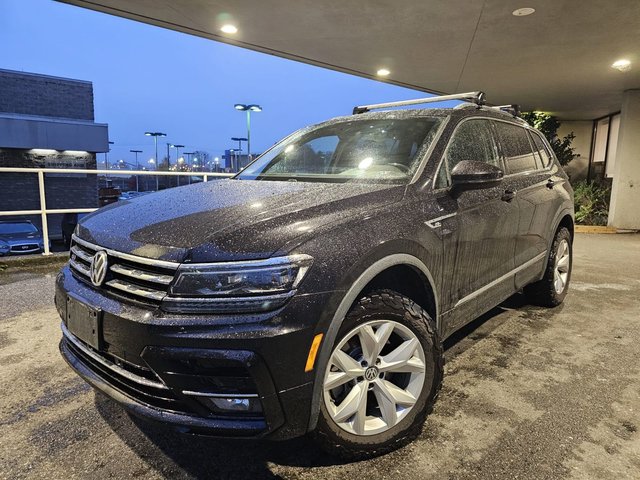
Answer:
[0,69,109,238]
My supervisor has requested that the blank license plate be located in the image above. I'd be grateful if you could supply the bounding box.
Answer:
[66,296,102,350]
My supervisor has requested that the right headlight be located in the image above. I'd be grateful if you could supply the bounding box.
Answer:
[162,254,313,314]
[0,240,9,254]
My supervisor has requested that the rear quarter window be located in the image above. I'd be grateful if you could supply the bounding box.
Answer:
[529,131,552,168]
[495,122,538,174]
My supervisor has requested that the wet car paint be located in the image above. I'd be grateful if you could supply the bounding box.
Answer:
[60,106,574,439]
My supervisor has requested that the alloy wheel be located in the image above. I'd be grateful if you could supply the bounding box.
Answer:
[553,238,570,294]
[323,320,426,436]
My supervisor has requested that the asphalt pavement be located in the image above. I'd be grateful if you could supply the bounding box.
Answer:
[1,233,639,479]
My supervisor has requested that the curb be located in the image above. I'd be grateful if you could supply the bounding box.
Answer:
[0,252,68,271]
[575,225,639,234]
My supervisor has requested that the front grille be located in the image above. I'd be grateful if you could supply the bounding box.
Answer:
[68,235,178,305]
[62,324,195,414]
[11,243,39,252]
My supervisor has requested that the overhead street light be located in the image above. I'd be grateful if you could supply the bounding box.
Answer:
[144,132,166,171]
[234,104,262,163]
[130,149,143,191]
[169,144,184,169]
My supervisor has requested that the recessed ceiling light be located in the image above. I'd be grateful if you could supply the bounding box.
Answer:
[611,59,631,71]
[220,24,238,34]
[512,7,535,16]
[376,68,391,76]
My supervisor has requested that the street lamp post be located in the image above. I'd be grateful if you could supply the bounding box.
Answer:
[145,132,166,190]
[170,144,184,169]
[234,104,262,163]
[183,152,195,170]
[231,137,247,169]
[130,149,142,191]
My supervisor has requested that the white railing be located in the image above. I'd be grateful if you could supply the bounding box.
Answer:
[0,167,233,255]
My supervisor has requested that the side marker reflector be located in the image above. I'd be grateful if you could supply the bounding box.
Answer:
[305,333,324,372]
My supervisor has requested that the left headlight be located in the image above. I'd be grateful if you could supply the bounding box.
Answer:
[162,254,313,314]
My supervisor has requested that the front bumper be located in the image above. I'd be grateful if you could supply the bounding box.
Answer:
[56,265,333,439]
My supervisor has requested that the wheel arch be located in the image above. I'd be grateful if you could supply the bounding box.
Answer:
[307,253,438,432]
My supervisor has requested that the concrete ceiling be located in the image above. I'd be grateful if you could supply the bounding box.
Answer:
[59,0,640,120]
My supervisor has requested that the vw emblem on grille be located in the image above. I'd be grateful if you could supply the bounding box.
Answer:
[90,250,108,287]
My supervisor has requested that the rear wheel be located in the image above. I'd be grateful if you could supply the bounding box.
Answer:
[524,227,572,307]
[313,290,443,460]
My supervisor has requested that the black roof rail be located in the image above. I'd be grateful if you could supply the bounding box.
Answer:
[352,91,486,115]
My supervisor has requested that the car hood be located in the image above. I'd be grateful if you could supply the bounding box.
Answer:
[77,179,404,263]
[0,233,42,242]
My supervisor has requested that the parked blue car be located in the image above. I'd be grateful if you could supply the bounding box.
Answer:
[0,220,47,255]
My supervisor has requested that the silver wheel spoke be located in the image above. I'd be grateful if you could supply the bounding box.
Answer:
[325,371,354,390]
[376,379,417,406]
[557,254,569,271]
[381,337,419,365]
[358,322,394,363]
[333,349,364,377]
[358,325,378,363]
[553,239,570,294]
[373,382,398,427]
[333,382,368,424]
[380,355,426,373]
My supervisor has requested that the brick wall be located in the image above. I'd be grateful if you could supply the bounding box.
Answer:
[0,148,98,238]
[0,69,94,121]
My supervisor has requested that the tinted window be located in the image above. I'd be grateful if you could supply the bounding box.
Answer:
[529,131,551,168]
[495,122,538,174]
[238,118,441,184]
[436,119,499,188]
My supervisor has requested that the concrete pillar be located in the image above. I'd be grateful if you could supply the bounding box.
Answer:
[608,89,640,229]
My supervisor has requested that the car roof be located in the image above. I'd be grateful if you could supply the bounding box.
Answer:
[315,105,530,129]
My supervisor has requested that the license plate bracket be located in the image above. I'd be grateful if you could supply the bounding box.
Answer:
[66,296,102,350]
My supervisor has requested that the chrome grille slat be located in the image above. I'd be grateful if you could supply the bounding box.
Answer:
[110,264,173,285]
[69,258,90,277]
[69,235,176,304]
[106,278,167,301]
[70,245,93,263]
[72,234,179,270]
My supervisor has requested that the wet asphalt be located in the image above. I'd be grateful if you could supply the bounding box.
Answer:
[1,233,639,479]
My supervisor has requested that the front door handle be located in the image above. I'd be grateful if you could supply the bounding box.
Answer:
[501,190,516,202]
[546,178,558,189]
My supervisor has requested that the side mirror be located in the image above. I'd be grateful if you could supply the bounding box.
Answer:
[450,160,503,191]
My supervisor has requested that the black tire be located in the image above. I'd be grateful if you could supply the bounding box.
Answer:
[524,227,572,307]
[313,289,443,460]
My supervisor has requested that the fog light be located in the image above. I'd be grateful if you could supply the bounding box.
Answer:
[209,397,262,414]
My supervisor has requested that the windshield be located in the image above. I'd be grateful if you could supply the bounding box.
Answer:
[236,117,442,184]
[0,222,38,234]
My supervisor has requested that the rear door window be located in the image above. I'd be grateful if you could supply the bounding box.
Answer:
[495,122,538,174]
[436,119,500,188]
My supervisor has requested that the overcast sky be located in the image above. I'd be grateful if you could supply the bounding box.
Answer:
[0,0,446,167]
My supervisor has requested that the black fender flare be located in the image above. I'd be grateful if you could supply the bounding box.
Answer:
[306,253,438,431]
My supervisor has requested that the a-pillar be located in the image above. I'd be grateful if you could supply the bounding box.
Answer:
[609,89,640,229]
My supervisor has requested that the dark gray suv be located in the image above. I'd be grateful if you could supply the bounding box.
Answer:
[56,92,574,459]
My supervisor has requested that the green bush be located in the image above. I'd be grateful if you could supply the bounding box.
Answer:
[573,181,611,225]
[521,112,579,166]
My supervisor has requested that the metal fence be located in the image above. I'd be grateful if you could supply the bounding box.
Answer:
[0,167,233,255]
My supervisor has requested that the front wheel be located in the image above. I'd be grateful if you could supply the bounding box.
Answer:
[313,290,443,460]
[524,227,572,307]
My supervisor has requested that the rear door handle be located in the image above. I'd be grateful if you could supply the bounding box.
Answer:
[501,190,516,202]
